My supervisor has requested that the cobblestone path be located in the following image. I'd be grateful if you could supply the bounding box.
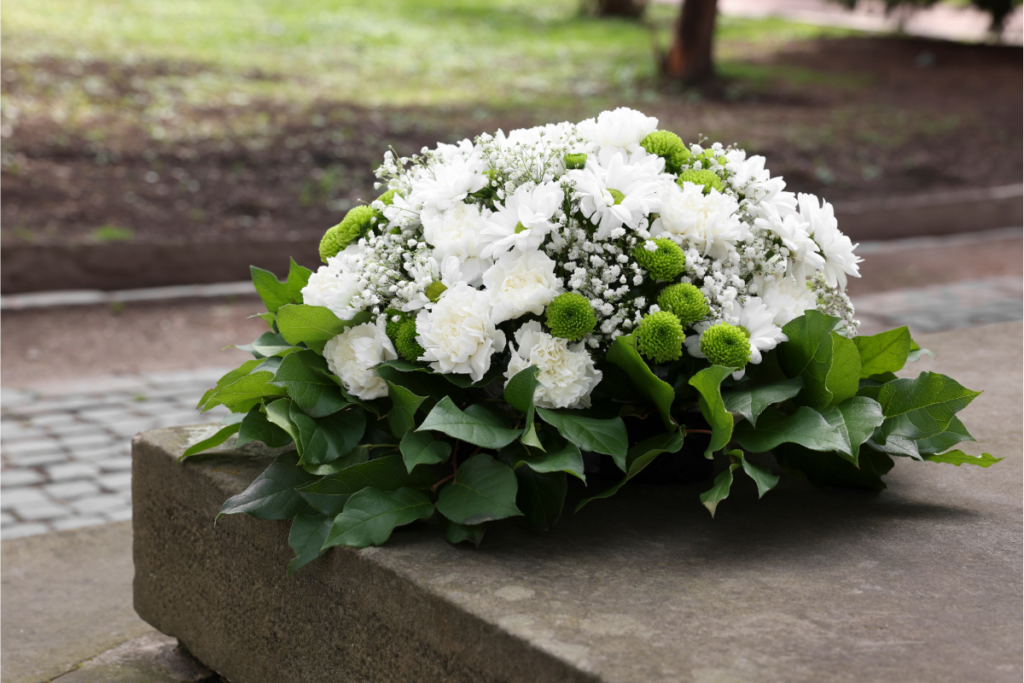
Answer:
[2,276,1021,540]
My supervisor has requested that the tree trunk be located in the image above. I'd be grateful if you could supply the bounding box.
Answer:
[587,0,648,18]
[664,0,718,84]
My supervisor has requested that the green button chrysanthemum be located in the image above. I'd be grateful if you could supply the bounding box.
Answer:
[319,205,375,262]
[657,283,709,325]
[564,153,588,170]
[677,169,724,195]
[545,292,597,341]
[376,189,398,206]
[640,130,690,173]
[384,307,409,343]
[633,238,686,281]
[424,281,447,303]
[700,322,751,368]
[636,311,686,364]
[395,320,424,362]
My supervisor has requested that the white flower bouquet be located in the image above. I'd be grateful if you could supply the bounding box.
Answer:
[190,108,1000,574]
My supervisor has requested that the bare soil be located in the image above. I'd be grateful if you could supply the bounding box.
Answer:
[2,35,1020,248]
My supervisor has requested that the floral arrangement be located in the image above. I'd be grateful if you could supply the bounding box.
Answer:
[188,108,1000,575]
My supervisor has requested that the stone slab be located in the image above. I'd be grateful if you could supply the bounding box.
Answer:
[132,322,1023,683]
[53,632,215,683]
[1,522,153,683]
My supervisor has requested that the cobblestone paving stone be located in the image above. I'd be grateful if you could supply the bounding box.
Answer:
[1,368,231,540]
[1,277,1021,540]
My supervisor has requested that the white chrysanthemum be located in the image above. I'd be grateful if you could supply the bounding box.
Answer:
[301,246,365,321]
[505,321,602,409]
[479,182,563,259]
[684,320,711,360]
[728,154,796,214]
[381,192,421,232]
[420,202,490,284]
[798,193,861,291]
[568,152,663,240]
[576,107,658,160]
[407,155,487,213]
[725,296,787,366]
[400,254,471,313]
[415,283,506,382]
[483,250,562,323]
[755,275,817,327]
[651,181,747,261]
[323,319,397,400]
[754,204,826,282]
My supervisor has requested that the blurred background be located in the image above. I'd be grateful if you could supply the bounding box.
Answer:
[1,0,1021,538]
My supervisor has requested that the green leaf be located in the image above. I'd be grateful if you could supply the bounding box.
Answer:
[287,258,313,302]
[198,360,262,409]
[417,396,521,449]
[386,381,426,439]
[733,406,848,455]
[513,440,586,482]
[854,327,911,378]
[916,416,976,455]
[178,423,240,461]
[218,452,317,520]
[826,332,861,406]
[376,362,462,410]
[276,304,370,353]
[775,444,894,490]
[876,372,982,446]
[399,430,452,473]
[817,396,886,463]
[271,350,349,417]
[535,408,628,460]
[504,365,539,432]
[264,399,302,453]
[236,331,295,359]
[576,430,684,511]
[322,487,433,549]
[779,310,840,409]
[236,405,293,449]
[201,370,288,413]
[688,365,735,457]
[605,334,676,429]
[739,455,779,499]
[250,265,294,314]
[922,450,1003,468]
[722,377,803,427]
[699,464,739,517]
[436,454,522,525]
[290,404,366,466]
[441,518,486,547]
[514,468,567,532]
[287,512,333,576]
[298,492,351,517]
[299,453,433,495]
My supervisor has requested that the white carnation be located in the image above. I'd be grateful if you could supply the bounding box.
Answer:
[505,321,602,409]
[301,248,364,321]
[483,250,562,324]
[576,107,658,160]
[416,283,506,382]
[323,319,397,400]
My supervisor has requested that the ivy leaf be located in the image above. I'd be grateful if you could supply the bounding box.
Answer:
[298,453,432,496]
[287,258,312,302]
[250,265,294,314]
[322,487,434,549]
[276,304,370,354]
[218,451,317,520]
[699,464,739,518]
[178,423,240,461]
[236,331,295,359]
[441,518,486,547]
[290,404,366,466]
[875,372,982,445]
[922,450,1003,467]
[854,327,911,378]
[605,334,676,430]
[738,455,780,499]
[504,365,539,433]
[688,365,735,457]
[514,468,567,532]
[386,381,426,440]
[287,513,333,576]
[436,454,523,525]
[826,332,862,406]
[722,377,804,427]
[418,396,520,449]
[512,440,585,483]
[576,430,684,511]
[775,444,894,491]
[271,350,349,417]
[399,430,452,473]
[236,405,293,449]
[779,310,841,410]
[535,408,628,460]
[916,416,976,455]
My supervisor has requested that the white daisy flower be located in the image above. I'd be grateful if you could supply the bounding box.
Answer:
[651,180,748,261]
[479,182,563,259]
[568,152,663,240]
[798,193,862,291]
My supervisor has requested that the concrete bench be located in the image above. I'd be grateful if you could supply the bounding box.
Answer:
[132,322,1023,683]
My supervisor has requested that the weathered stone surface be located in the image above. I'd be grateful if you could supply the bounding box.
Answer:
[133,323,1023,683]
[54,632,216,683]
[1,522,153,683]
